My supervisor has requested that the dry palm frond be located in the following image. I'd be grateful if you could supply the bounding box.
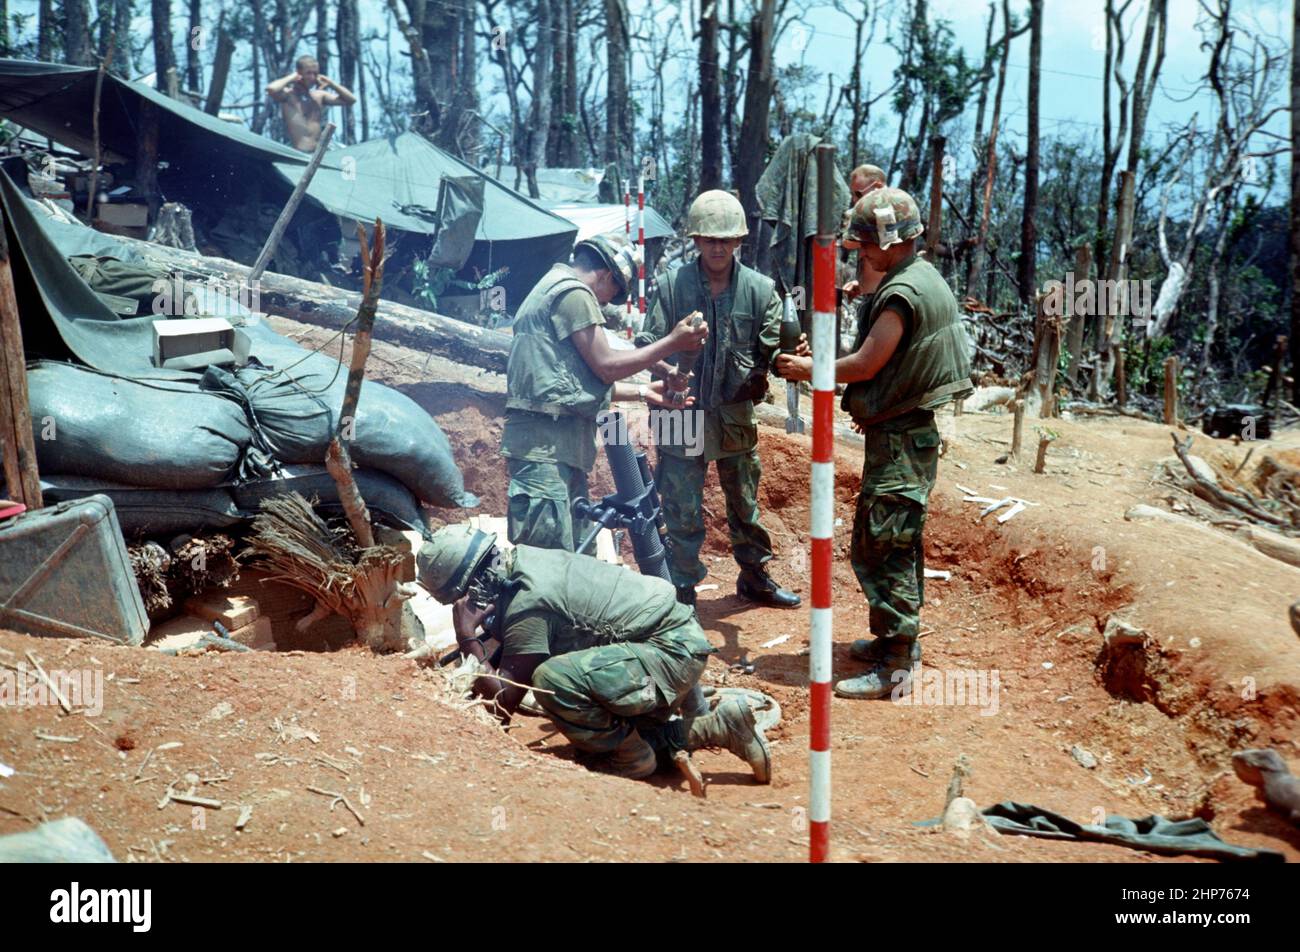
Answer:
[241,492,411,651]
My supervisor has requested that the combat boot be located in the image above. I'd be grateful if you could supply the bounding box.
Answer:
[686,698,771,783]
[675,584,697,607]
[849,636,922,664]
[603,729,658,780]
[835,637,920,700]
[736,567,801,608]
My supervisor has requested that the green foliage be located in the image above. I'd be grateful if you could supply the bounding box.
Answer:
[411,259,511,328]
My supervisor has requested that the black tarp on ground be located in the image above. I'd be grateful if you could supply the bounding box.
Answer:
[1,165,478,518]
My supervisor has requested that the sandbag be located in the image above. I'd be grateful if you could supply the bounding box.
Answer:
[40,475,243,535]
[208,322,478,508]
[28,361,254,489]
[229,465,426,532]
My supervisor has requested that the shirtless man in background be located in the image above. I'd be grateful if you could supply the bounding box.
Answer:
[266,55,357,152]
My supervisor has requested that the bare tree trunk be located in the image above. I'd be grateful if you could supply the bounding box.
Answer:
[315,0,329,74]
[1293,0,1300,403]
[64,0,94,64]
[560,0,578,166]
[110,0,133,73]
[546,0,566,166]
[204,23,235,114]
[700,0,722,192]
[390,0,439,136]
[604,0,629,166]
[460,0,479,158]
[524,0,554,198]
[1018,0,1042,309]
[735,0,776,265]
[38,0,55,61]
[1098,0,1166,397]
[336,0,358,143]
[152,0,176,87]
[186,0,203,92]
[1200,184,1236,374]
[723,0,740,174]
[1065,242,1090,386]
[968,0,1014,300]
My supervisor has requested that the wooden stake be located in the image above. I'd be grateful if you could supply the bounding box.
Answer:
[0,222,42,509]
[1010,399,1025,460]
[249,122,336,284]
[86,35,116,219]
[324,219,385,552]
[1163,355,1179,424]
[1034,433,1054,474]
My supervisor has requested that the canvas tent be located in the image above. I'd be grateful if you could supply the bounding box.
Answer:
[541,201,674,243]
[272,132,578,303]
[491,165,606,203]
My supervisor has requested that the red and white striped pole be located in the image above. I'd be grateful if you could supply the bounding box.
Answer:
[624,178,633,326]
[809,143,837,864]
[637,170,646,327]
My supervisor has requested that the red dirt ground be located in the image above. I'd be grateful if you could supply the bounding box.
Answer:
[2,319,1297,863]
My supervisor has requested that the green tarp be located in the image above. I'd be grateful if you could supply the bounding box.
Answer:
[755,133,851,297]
[0,59,311,171]
[273,132,578,302]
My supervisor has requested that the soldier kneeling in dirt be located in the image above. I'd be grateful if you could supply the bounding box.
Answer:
[417,525,771,785]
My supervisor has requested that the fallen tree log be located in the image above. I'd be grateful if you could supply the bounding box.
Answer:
[102,232,513,374]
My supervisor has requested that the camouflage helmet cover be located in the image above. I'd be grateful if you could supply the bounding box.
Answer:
[686,189,748,239]
[416,525,498,604]
[576,234,642,306]
[846,186,924,250]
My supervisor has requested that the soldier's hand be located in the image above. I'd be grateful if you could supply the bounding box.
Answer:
[452,595,491,646]
[668,312,708,354]
[794,333,811,358]
[666,369,692,393]
[646,379,695,408]
[843,279,861,301]
[775,353,812,382]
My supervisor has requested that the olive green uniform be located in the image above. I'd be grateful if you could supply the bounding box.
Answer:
[500,264,612,551]
[498,546,714,755]
[843,255,973,639]
[636,259,782,588]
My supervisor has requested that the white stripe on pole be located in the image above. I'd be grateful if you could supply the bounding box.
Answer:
[811,461,835,539]
[810,749,831,822]
[811,311,835,391]
[810,609,833,682]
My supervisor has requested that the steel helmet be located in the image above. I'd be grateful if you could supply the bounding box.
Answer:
[575,234,641,305]
[416,525,498,604]
[845,186,924,250]
[686,189,748,239]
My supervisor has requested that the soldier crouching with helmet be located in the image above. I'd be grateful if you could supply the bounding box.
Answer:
[776,187,973,700]
[416,525,772,787]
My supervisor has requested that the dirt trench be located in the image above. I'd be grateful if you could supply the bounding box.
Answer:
[2,321,1295,863]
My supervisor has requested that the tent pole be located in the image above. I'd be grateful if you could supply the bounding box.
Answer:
[0,223,42,509]
[249,122,336,284]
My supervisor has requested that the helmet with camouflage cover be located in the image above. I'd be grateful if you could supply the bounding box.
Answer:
[575,234,642,306]
[416,525,498,604]
[686,189,748,239]
[845,186,924,250]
